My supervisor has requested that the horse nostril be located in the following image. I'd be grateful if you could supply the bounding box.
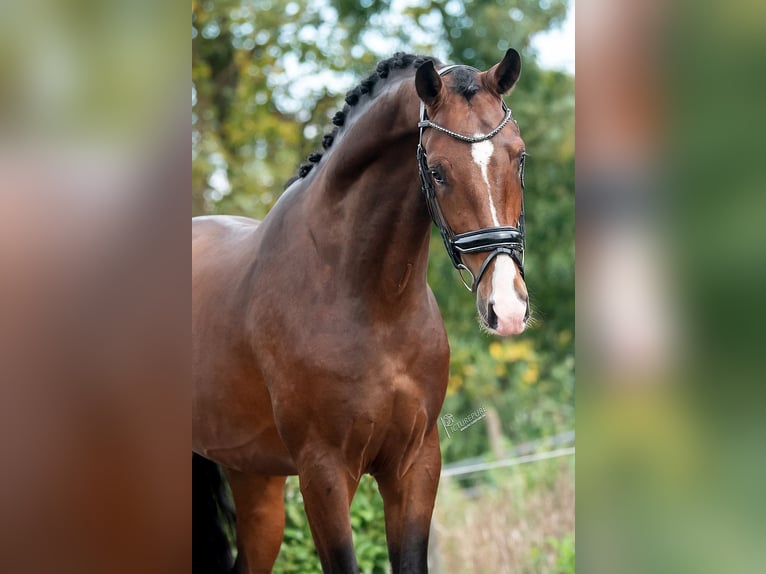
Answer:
[487,301,498,329]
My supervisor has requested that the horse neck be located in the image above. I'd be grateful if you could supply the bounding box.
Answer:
[305,81,432,303]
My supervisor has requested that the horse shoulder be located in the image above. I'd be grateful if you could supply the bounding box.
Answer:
[193,214,266,378]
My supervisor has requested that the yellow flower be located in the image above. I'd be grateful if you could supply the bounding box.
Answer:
[522,362,539,385]
[489,342,504,360]
[447,375,463,396]
[505,340,535,362]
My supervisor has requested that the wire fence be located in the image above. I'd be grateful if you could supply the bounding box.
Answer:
[441,430,575,478]
[441,446,575,477]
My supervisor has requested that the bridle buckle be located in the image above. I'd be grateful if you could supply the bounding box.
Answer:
[456,265,476,292]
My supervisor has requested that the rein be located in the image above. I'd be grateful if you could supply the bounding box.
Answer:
[417,64,526,292]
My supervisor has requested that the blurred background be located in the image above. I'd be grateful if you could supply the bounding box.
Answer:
[193,0,574,571]
[577,0,766,572]
[0,1,188,573]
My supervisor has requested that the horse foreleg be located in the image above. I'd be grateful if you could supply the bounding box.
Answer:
[225,469,287,574]
[376,428,441,574]
[297,448,361,573]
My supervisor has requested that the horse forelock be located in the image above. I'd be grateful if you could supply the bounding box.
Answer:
[284,52,441,189]
[449,67,482,101]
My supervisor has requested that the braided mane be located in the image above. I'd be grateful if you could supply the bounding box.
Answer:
[284,52,438,188]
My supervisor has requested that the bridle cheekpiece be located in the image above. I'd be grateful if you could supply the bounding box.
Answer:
[417,64,526,292]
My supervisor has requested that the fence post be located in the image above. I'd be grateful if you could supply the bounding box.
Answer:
[428,514,443,574]
[485,406,505,460]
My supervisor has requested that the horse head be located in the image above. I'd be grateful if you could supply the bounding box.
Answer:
[415,49,529,336]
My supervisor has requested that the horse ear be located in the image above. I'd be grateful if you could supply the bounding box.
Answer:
[415,60,443,107]
[485,48,522,95]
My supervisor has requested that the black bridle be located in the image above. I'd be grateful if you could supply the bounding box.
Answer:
[417,65,526,292]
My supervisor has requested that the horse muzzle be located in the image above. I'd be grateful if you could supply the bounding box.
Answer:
[477,253,529,336]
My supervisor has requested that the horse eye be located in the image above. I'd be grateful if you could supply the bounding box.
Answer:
[429,168,445,185]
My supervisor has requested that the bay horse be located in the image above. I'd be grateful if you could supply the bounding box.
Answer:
[192,50,529,574]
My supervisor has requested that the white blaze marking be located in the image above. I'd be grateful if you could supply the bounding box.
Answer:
[491,254,527,322]
[471,139,499,226]
[492,254,517,301]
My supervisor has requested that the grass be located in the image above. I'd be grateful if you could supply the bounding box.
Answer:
[430,458,574,573]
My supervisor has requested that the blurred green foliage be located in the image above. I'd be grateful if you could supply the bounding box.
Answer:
[530,534,575,574]
[276,475,388,573]
[193,0,573,569]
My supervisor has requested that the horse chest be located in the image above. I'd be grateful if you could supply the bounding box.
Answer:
[261,309,446,378]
